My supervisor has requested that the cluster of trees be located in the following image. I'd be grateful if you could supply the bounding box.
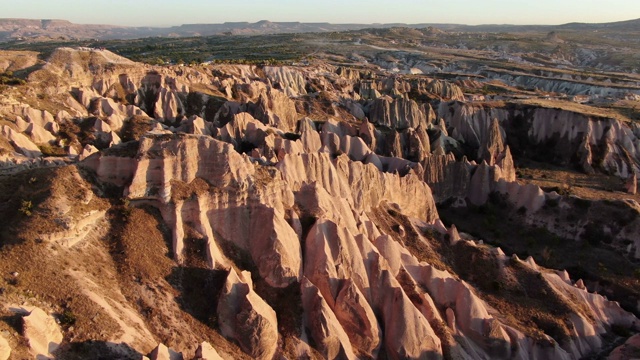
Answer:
[0,71,26,85]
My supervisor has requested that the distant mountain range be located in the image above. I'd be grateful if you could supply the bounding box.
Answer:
[1,18,639,42]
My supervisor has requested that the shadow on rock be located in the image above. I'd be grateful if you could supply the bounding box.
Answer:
[167,266,228,328]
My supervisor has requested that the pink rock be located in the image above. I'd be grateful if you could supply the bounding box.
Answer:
[25,122,56,143]
[1,125,41,157]
[217,269,278,360]
[333,279,382,357]
[375,270,443,359]
[301,277,356,359]
[448,224,461,245]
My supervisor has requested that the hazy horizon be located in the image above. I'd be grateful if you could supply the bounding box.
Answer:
[1,0,639,27]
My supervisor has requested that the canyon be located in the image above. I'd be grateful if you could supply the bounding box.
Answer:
[0,21,638,360]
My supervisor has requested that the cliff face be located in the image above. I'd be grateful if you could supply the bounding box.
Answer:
[439,101,640,178]
[480,70,640,98]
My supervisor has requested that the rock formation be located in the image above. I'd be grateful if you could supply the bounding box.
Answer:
[627,171,638,195]
[22,307,63,359]
[0,335,9,360]
[608,334,640,360]
[438,101,640,179]
[369,96,426,130]
[148,343,183,360]
[0,45,639,360]
[194,342,223,360]
[217,269,278,359]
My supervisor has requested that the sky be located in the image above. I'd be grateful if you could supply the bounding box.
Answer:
[1,0,639,27]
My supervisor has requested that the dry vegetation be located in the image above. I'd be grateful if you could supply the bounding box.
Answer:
[369,204,454,274]
[120,115,154,142]
[0,166,108,245]
[170,178,211,202]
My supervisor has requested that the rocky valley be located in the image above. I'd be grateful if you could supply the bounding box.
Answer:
[0,20,638,360]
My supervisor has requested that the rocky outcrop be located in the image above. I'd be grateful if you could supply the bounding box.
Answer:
[627,172,638,194]
[401,126,430,162]
[375,269,443,360]
[148,343,183,360]
[247,88,298,132]
[194,342,223,360]
[1,125,41,157]
[277,152,439,222]
[369,96,426,130]
[358,118,378,151]
[479,118,505,165]
[359,80,382,100]
[22,307,63,359]
[333,279,382,357]
[122,134,301,287]
[422,153,471,202]
[217,269,278,360]
[439,101,640,178]
[480,69,640,98]
[2,46,640,360]
[301,278,357,359]
[424,79,465,101]
[264,66,307,97]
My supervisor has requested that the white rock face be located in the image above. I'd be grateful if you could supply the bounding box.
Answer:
[120,134,301,286]
[22,307,63,359]
[148,343,183,360]
[264,66,308,97]
[25,123,56,144]
[79,144,99,160]
[369,96,426,130]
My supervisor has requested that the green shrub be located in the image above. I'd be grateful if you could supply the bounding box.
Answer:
[59,310,77,326]
[19,200,33,216]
